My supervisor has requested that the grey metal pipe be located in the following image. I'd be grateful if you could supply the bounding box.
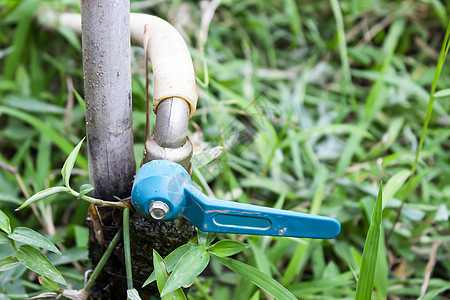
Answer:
[144,97,192,171]
[153,97,190,148]
[81,0,136,200]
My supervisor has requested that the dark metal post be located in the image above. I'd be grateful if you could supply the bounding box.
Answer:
[81,0,135,201]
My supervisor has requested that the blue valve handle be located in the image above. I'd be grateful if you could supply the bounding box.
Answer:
[131,160,341,239]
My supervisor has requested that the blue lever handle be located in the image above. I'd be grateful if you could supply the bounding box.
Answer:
[131,160,341,239]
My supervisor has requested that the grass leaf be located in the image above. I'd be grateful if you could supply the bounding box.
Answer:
[143,243,196,287]
[127,289,142,300]
[0,210,11,234]
[0,106,89,169]
[15,245,66,285]
[8,227,61,255]
[355,183,383,299]
[0,232,10,245]
[153,250,186,300]
[38,276,58,291]
[197,230,216,247]
[207,240,249,257]
[61,137,85,188]
[79,184,94,198]
[161,246,210,296]
[16,186,69,211]
[382,169,411,209]
[0,256,20,272]
[213,255,297,300]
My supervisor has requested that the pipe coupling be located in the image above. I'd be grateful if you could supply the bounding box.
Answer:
[142,136,193,172]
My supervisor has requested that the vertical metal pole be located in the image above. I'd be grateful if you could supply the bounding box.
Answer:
[80,3,195,298]
[81,0,135,200]
[81,1,136,298]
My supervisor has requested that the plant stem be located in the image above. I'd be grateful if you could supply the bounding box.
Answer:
[123,207,133,290]
[83,228,123,293]
[68,188,128,209]
[387,19,450,244]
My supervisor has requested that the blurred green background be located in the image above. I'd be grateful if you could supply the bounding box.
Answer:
[0,0,449,299]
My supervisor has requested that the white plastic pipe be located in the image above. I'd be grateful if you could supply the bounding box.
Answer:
[38,11,198,118]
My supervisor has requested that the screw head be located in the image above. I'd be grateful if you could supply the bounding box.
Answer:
[149,201,169,220]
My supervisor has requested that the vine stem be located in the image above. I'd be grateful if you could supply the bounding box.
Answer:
[68,188,129,209]
[83,228,123,293]
[123,207,133,290]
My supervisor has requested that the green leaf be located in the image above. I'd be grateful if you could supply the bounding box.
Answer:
[61,137,85,187]
[57,27,81,52]
[207,240,249,257]
[67,225,89,249]
[161,246,210,296]
[38,276,58,291]
[79,184,94,198]
[192,146,223,169]
[197,230,216,246]
[73,88,85,111]
[16,186,69,211]
[249,241,272,276]
[374,226,388,299]
[143,243,196,287]
[153,250,186,300]
[0,193,23,205]
[213,255,297,300]
[0,256,20,272]
[282,242,309,285]
[0,210,11,234]
[154,250,169,293]
[279,124,373,149]
[0,106,88,169]
[127,289,142,300]
[0,232,10,245]
[15,245,66,285]
[434,88,450,98]
[8,227,61,255]
[3,96,65,114]
[48,248,88,265]
[355,183,383,300]
[382,169,411,209]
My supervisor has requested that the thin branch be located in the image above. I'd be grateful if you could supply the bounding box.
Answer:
[68,188,130,209]
[419,242,440,300]
[83,228,123,293]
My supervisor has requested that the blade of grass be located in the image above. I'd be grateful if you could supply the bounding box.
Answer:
[213,255,297,300]
[337,19,405,175]
[355,183,383,300]
[374,226,388,300]
[281,241,309,285]
[3,0,39,80]
[0,106,88,169]
[330,0,357,119]
[388,18,450,242]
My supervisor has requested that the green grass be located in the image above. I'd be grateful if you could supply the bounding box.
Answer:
[1,0,449,299]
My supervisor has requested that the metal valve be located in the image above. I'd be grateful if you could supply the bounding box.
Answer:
[131,160,341,239]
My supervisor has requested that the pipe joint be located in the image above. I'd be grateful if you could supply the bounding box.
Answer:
[143,97,193,171]
[143,136,193,172]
